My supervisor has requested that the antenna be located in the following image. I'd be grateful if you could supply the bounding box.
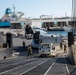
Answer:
[13,4,15,14]
[65,12,67,17]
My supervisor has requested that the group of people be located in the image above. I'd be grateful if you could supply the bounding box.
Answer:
[60,41,67,53]
[22,41,33,58]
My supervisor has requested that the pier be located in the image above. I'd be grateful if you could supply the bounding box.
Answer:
[0,33,76,75]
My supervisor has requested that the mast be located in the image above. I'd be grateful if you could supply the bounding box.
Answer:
[13,4,15,14]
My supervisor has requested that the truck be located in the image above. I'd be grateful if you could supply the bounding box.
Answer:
[38,43,55,57]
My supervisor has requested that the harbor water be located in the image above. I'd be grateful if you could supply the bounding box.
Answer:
[47,31,69,36]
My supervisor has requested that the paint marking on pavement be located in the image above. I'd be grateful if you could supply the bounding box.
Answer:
[63,55,70,75]
[44,59,58,75]
[0,58,37,69]
[0,58,39,74]
[65,59,70,75]
[44,54,60,75]
[19,58,51,75]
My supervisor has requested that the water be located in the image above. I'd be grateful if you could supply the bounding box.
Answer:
[47,31,69,36]
[33,28,69,36]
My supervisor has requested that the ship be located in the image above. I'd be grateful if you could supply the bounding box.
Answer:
[0,4,24,28]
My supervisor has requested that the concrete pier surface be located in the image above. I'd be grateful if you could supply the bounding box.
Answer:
[0,34,68,58]
[0,35,76,75]
[0,48,12,60]
[7,37,68,59]
[0,35,13,60]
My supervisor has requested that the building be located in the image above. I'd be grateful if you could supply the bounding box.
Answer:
[10,17,73,29]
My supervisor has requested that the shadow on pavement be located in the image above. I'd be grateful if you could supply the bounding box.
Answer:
[56,57,73,65]
[13,46,27,52]
[13,46,39,57]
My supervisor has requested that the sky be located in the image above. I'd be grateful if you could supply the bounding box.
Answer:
[0,0,72,18]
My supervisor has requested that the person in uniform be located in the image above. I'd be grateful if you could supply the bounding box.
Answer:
[64,44,67,53]
[60,42,63,50]
[27,45,32,58]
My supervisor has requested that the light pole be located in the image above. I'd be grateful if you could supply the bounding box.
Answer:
[71,0,76,35]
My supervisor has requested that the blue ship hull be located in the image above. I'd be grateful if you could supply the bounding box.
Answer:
[0,22,10,28]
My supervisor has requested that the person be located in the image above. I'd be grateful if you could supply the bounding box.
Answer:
[27,45,32,58]
[64,44,67,53]
[60,42,63,50]
[22,41,26,48]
